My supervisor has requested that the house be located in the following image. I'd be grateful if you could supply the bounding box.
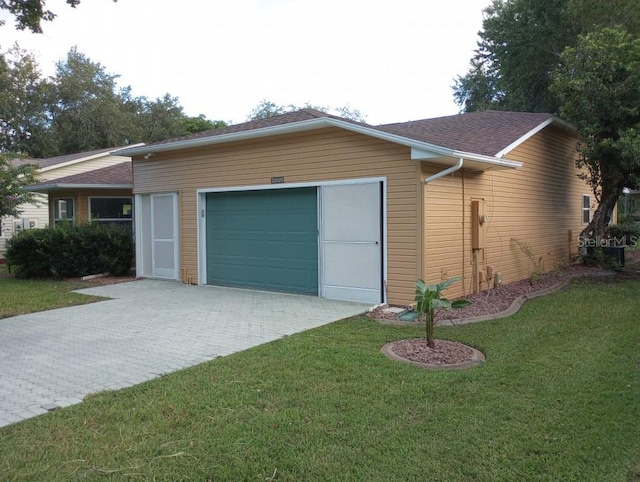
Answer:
[24,161,134,229]
[115,109,589,305]
[1,146,140,252]
[620,189,640,224]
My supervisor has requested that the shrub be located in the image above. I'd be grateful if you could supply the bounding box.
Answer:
[604,223,640,245]
[6,222,133,279]
[4,229,55,278]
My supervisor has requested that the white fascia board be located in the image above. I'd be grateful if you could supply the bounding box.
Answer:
[115,118,458,159]
[114,119,337,156]
[495,117,576,158]
[24,183,132,193]
[38,152,111,173]
[411,147,522,169]
[116,118,520,170]
[38,143,143,173]
[451,150,522,169]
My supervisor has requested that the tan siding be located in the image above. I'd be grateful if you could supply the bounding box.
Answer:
[48,189,132,224]
[40,155,130,181]
[133,128,422,304]
[423,125,588,298]
[1,194,49,239]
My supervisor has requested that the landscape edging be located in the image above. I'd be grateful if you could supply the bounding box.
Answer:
[380,340,485,370]
[438,271,615,326]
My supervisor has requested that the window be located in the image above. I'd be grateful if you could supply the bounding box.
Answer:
[53,198,75,225]
[89,197,133,229]
[582,195,591,224]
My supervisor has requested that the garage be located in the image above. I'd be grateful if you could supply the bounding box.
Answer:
[201,180,383,304]
[206,187,319,294]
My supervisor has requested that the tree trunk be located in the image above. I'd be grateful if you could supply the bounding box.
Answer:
[580,184,623,239]
[425,311,435,349]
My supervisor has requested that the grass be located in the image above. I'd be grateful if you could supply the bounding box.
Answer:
[0,264,106,318]
[0,277,639,481]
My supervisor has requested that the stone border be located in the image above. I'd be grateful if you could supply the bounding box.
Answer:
[376,270,616,327]
[442,271,615,326]
[380,340,485,370]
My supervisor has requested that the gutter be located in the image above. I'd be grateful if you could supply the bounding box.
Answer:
[424,158,464,183]
[114,118,521,171]
[24,183,132,193]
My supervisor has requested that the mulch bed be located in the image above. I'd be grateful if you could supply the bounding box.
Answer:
[372,255,640,368]
[391,339,474,366]
[368,261,640,325]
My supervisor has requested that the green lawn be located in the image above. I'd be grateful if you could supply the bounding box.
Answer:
[0,278,639,481]
[0,264,106,318]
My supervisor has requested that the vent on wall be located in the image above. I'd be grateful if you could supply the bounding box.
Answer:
[14,219,39,233]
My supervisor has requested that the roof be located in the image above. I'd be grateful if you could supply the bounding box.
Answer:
[145,108,339,147]
[376,111,570,157]
[24,162,132,193]
[22,143,144,171]
[115,109,575,171]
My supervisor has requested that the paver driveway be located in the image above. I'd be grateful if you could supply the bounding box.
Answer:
[0,279,368,428]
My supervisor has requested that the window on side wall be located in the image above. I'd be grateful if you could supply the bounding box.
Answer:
[582,194,591,224]
[53,198,75,225]
[89,197,133,230]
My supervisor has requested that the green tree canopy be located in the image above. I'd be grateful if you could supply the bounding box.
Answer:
[0,0,118,34]
[0,153,38,218]
[247,100,366,123]
[453,0,640,113]
[0,45,226,157]
[47,47,133,154]
[0,44,52,156]
[552,27,640,237]
[182,114,227,135]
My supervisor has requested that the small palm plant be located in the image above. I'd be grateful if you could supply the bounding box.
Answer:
[415,276,471,348]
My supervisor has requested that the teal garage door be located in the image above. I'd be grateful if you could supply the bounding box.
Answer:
[205,188,318,294]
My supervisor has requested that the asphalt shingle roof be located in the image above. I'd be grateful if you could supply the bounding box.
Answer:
[139,109,560,158]
[28,162,132,189]
[376,111,556,156]
[147,108,338,147]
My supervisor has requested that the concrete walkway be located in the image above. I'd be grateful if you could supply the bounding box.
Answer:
[0,279,368,428]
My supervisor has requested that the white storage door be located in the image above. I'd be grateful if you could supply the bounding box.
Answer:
[151,193,179,279]
[321,182,382,303]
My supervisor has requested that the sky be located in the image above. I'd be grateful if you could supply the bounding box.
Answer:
[0,0,487,126]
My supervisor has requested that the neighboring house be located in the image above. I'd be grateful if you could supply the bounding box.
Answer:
[25,161,133,228]
[0,146,141,252]
[620,189,640,223]
[115,109,591,305]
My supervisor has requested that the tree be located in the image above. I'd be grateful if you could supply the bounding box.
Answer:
[334,105,366,123]
[135,94,186,143]
[414,277,470,348]
[0,153,39,218]
[0,45,52,156]
[0,45,226,157]
[453,0,640,113]
[246,100,367,123]
[551,28,640,238]
[47,47,135,154]
[0,0,118,34]
[182,114,227,135]
[43,48,225,154]
[247,100,290,121]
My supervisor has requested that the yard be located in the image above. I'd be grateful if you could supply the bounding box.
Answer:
[0,264,130,319]
[0,274,638,480]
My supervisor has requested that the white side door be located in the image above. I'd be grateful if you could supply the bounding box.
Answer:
[151,193,179,279]
[321,182,382,303]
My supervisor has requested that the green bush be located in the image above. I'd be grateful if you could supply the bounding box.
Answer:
[605,223,640,245]
[6,222,133,279]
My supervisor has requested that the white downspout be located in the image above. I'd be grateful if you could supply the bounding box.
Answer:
[424,157,464,183]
